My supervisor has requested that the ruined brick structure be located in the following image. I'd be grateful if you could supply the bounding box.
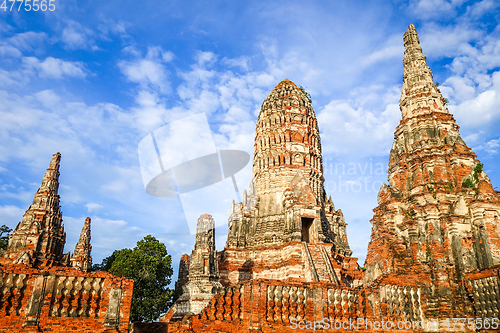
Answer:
[2,153,68,267]
[170,214,222,319]
[70,217,93,272]
[0,153,133,332]
[218,78,361,287]
[163,24,500,332]
[363,23,500,322]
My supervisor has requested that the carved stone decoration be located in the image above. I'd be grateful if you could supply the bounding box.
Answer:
[104,287,123,327]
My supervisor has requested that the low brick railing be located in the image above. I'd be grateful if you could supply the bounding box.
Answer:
[0,264,133,332]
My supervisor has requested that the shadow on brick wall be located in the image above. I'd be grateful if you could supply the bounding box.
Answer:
[132,322,168,333]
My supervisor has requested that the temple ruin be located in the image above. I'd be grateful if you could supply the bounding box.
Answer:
[0,153,133,332]
[162,24,500,332]
[2,23,500,333]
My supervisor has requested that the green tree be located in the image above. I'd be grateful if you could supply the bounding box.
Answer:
[89,250,118,272]
[0,224,12,250]
[96,235,174,322]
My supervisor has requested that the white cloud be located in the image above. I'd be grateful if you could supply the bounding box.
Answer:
[63,216,147,261]
[86,202,103,212]
[97,19,130,37]
[0,87,134,171]
[35,90,61,108]
[5,31,47,53]
[466,0,500,18]
[0,45,22,58]
[361,34,403,67]
[100,166,141,194]
[0,204,24,219]
[23,57,86,79]
[451,81,499,127]
[317,85,401,157]
[419,23,482,59]
[118,46,173,93]
[222,56,250,71]
[419,18,500,132]
[0,189,33,203]
[61,21,95,50]
[120,59,168,88]
[477,137,500,155]
[410,0,465,19]
[0,69,27,87]
[130,90,188,133]
[196,51,217,67]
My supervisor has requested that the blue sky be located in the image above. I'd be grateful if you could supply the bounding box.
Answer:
[1,0,499,283]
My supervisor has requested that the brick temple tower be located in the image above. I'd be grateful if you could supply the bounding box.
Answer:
[225,79,351,252]
[364,24,500,317]
[70,217,93,272]
[0,153,134,331]
[170,214,222,318]
[2,152,69,267]
[217,79,362,286]
[165,25,500,332]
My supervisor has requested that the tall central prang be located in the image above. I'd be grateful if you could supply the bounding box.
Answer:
[213,79,362,286]
[225,79,352,255]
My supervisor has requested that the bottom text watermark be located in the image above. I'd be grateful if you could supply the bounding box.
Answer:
[290,317,499,330]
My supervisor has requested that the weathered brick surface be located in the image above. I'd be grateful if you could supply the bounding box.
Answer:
[362,24,500,327]
[131,321,168,333]
[225,79,353,254]
[0,264,133,332]
[1,153,68,268]
[162,24,500,333]
[170,215,222,319]
[164,279,478,332]
[70,217,92,272]
[217,79,362,289]
[0,153,134,332]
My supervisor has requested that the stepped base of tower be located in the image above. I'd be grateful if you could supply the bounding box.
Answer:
[218,241,362,287]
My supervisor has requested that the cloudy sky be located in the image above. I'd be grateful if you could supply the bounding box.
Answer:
[1,0,499,283]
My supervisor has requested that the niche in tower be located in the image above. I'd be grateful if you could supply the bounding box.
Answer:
[301,217,314,243]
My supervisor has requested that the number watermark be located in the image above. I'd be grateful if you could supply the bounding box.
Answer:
[1,0,55,11]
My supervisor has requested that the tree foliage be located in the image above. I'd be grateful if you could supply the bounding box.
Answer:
[95,235,174,322]
[0,224,12,250]
[90,250,118,272]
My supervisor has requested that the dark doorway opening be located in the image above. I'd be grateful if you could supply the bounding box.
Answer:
[301,217,314,243]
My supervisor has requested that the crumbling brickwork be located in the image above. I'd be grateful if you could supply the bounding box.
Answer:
[163,24,500,333]
[225,80,352,252]
[70,217,92,272]
[0,153,133,332]
[0,265,133,333]
[169,214,222,320]
[1,153,68,267]
[217,79,360,288]
[364,24,500,321]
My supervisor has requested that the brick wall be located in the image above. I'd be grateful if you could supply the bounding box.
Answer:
[0,264,133,333]
[163,279,458,332]
[161,271,500,332]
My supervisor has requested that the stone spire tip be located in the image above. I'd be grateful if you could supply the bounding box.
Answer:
[48,152,61,171]
[403,24,420,50]
[276,78,297,89]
